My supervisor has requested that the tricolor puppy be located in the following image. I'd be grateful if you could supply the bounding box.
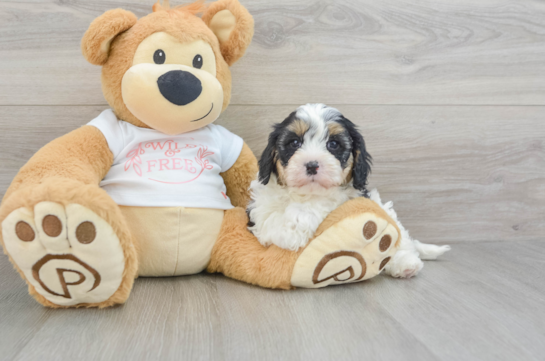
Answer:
[248,104,371,251]
[248,104,450,278]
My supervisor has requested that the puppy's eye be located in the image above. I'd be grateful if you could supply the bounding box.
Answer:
[193,54,203,69]
[154,49,166,64]
[289,139,301,149]
[327,140,340,150]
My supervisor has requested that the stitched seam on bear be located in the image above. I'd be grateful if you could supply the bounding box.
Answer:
[173,207,182,276]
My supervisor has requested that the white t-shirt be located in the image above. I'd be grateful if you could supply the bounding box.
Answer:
[88,109,243,209]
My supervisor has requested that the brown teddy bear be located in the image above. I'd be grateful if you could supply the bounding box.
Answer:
[0,0,400,308]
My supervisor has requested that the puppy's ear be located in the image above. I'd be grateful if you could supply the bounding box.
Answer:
[258,127,280,185]
[343,117,372,192]
[202,0,254,66]
[81,9,137,66]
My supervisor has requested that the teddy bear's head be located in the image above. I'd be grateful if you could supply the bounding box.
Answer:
[81,0,253,135]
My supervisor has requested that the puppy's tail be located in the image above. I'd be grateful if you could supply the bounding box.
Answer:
[414,240,451,260]
[368,188,451,260]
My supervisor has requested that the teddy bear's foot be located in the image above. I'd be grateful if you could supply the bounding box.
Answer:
[2,202,126,307]
[291,200,400,288]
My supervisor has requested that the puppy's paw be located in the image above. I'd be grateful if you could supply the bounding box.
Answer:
[384,250,424,279]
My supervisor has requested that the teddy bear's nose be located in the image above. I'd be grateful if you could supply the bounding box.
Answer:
[157,70,202,106]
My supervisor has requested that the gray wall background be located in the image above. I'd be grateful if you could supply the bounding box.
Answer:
[1,0,544,244]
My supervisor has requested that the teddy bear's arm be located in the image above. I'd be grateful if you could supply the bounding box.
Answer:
[220,142,257,209]
[3,126,112,202]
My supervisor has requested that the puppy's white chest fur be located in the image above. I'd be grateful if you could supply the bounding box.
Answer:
[248,177,361,251]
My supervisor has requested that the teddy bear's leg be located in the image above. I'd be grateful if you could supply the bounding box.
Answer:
[207,207,299,289]
[207,197,400,289]
[0,178,138,308]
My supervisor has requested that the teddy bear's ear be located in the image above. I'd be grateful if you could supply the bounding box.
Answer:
[81,9,137,66]
[202,0,254,66]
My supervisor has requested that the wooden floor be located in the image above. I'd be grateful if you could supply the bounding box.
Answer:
[1,0,545,360]
[1,241,544,361]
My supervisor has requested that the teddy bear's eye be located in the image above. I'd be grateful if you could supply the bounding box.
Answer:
[193,54,203,69]
[154,49,165,64]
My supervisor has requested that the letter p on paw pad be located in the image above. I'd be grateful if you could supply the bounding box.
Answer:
[291,213,400,288]
[2,202,125,306]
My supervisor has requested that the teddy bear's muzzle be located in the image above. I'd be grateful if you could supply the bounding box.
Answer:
[121,63,223,135]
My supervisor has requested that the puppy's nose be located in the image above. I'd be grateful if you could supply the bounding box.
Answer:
[305,161,319,176]
[157,70,202,106]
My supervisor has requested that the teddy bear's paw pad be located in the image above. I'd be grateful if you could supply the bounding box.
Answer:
[2,202,125,306]
[291,212,399,288]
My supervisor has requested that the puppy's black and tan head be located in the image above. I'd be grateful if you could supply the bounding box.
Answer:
[258,104,372,192]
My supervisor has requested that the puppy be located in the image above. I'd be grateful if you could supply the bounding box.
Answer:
[248,103,450,278]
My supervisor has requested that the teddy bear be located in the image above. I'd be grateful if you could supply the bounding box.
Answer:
[0,0,400,308]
